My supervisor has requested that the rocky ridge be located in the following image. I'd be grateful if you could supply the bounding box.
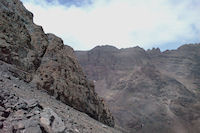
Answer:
[0,0,116,131]
[0,61,120,133]
[76,44,200,133]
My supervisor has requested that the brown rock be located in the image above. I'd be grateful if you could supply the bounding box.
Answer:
[0,0,114,127]
[76,44,200,132]
[33,34,114,127]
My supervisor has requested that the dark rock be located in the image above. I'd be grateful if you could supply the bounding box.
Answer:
[2,110,10,118]
[0,121,3,129]
[0,0,114,127]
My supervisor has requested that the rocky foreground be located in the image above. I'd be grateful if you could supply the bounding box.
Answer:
[0,61,120,133]
[0,0,120,132]
[76,45,200,133]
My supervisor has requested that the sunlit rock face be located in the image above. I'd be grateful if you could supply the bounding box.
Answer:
[0,0,115,127]
[76,44,200,133]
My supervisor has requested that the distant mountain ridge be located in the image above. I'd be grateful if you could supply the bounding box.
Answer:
[76,44,200,133]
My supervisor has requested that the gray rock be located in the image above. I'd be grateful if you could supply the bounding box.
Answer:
[12,110,25,120]
[0,116,6,121]
[0,0,115,127]
[27,99,37,106]
[24,125,42,133]
[14,100,27,110]
[13,122,25,131]
[0,106,5,112]
[40,108,65,133]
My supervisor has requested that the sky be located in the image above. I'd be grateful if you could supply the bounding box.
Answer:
[21,0,200,51]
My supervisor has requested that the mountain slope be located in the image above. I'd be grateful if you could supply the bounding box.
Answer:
[0,60,120,133]
[76,44,200,133]
[0,0,117,131]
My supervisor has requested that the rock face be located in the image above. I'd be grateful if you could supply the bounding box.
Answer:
[0,62,120,133]
[33,34,114,126]
[0,0,114,128]
[76,44,200,133]
[0,86,50,133]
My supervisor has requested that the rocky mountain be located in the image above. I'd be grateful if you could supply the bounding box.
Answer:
[76,44,200,133]
[0,0,119,132]
[0,61,120,133]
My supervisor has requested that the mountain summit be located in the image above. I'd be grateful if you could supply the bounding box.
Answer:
[76,44,200,133]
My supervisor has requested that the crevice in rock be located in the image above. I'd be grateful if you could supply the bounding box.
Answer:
[40,125,48,133]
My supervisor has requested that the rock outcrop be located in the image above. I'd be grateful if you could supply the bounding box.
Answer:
[33,34,114,126]
[0,0,114,128]
[76,44,200,133]
[0,61,120,133]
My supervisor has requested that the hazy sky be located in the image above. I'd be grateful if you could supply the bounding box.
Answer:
[21,0,200,51]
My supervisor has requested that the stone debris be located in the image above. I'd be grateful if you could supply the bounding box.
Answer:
[0,0,124,132]
[0,0,114,127]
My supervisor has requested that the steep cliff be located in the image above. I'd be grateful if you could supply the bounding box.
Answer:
[0,0,114,129]
[76,44,200,133]
[0,61,120,133]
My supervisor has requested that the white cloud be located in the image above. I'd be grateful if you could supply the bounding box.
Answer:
[21,0,200,50]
